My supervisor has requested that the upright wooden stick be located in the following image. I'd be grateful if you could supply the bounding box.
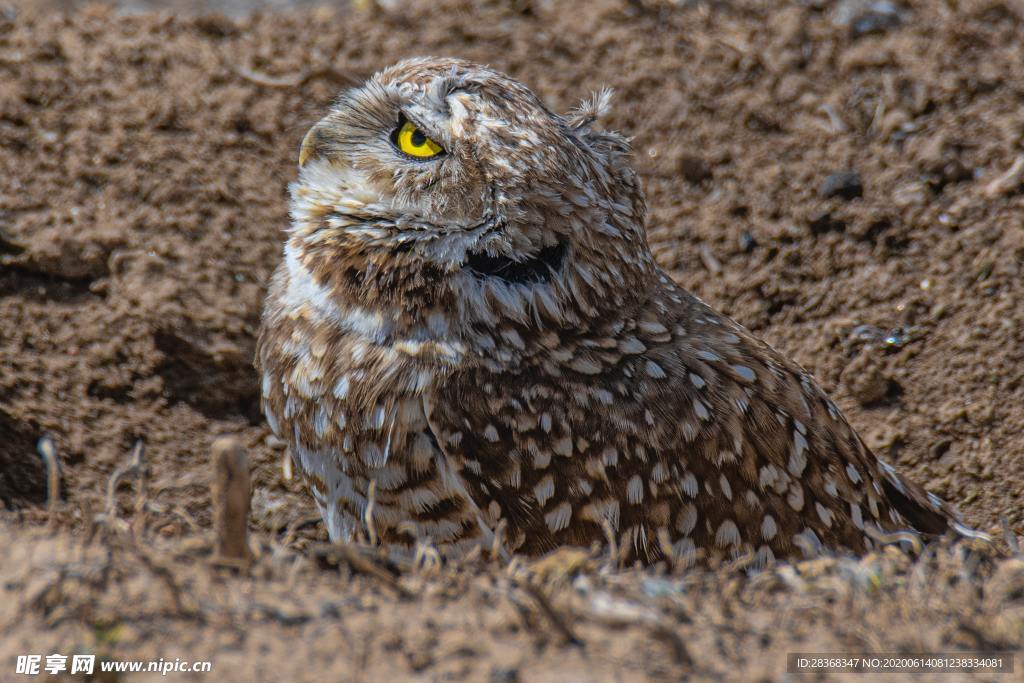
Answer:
[211,436,251,566]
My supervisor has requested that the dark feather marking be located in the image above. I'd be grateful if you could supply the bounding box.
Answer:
[465,242,566,285]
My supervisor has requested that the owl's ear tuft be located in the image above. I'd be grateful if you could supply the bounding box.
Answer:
[566,87,614,131]
[566,88,631,160]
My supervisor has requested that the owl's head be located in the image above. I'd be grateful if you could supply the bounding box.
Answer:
[286,58,655,347]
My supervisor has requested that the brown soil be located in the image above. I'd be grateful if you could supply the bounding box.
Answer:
[1,0,1023,680]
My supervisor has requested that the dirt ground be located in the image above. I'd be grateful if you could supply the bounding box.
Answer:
[1,0,1023,680]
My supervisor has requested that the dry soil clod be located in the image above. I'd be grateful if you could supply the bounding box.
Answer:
[820,170,864,200]
[210,435,252,567]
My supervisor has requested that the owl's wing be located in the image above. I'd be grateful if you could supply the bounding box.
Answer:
[627,292,976,559]
[419,385,561,557]
[424,285,980,563]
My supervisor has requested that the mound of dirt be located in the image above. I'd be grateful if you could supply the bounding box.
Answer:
[1,0,1022,679]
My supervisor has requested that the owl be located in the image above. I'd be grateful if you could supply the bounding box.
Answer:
[256,57,984,566]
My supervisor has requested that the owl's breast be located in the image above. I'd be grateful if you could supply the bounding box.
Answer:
[255,259,492,545]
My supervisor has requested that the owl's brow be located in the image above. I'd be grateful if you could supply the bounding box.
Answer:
[396,108,447,145]
[431,71,484,111]
[405,77,468,121]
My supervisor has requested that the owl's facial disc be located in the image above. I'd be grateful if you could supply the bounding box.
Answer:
[294,83,554,275]
[287,58,652,329]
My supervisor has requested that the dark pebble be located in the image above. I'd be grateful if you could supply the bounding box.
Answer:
[490,667,520,683]
[820,171,863,200]
[679,155,713,184]
[809,211,846,235]
[833,0,904,39]
[192,13,239,38]
[320,602,342,619]
[739,231,758,253]
[850,324,885,344]
[850,3,903,38]
[0,230,25,256]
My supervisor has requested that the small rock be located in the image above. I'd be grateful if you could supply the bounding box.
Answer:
[320,601,343,619]
[849,324,885,345]
[679,155,713,184]
[833,0,905,39]
[916,134,971,187]
[865,424,903,453]
[820,171,863,200]
[0,229,25,256]
[809,211,846,235]
[915,133,948,168]
[841,350,892,405]
[490,667,520,683]
[892,181,928,207]
[848,324,914,351]
[929,440,952,460]
[191,13,238,38]
[739,231,758,253]
[850,7,902,38]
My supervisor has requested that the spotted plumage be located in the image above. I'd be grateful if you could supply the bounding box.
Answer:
[256,57,983,565]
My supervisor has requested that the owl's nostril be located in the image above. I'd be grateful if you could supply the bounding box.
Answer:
[464,242,565,285]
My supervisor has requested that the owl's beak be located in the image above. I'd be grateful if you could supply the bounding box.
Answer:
[298,124,322,168]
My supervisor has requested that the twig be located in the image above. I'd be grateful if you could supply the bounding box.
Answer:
[106,440,146,520]
[699,244,722,275]
[36,436,61,512]
[818,104,848,134]
[412,540,442,576]
[601,518,622,570]
[364,479,378,547]
[1001,517,1021,556]
[249,602,312,627]
[983,154,1024,198]
[656,527,676,571]
[308,542,414,599]
[281,514,324,547]
[863,524,923,555]
[490,518,508,562]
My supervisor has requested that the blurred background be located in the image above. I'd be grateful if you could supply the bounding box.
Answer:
[12,0,330,13]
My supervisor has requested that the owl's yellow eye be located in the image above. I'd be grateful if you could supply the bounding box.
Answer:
[392,118,444,159]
